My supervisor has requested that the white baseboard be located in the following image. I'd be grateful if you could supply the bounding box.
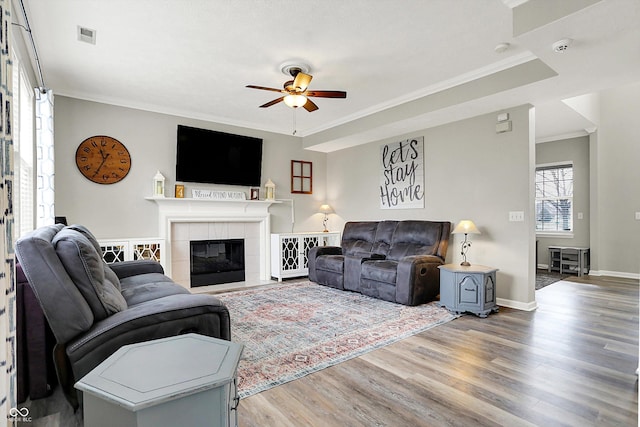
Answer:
[538,265,638,281]
[588,270,640,281]
[497,298,538,312]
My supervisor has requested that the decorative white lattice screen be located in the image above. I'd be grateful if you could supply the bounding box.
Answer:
[99,239,165,269]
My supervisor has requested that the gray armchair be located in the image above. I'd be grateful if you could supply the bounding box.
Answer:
[15,224,231,408]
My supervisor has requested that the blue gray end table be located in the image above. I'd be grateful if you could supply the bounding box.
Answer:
[438,264,499,318]
[75,333,243,427]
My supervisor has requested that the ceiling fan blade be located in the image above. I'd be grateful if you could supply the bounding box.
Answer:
[246,85,286,93]
[260,97,284,108]
[293,72,313,92]
[303,98,319,112]
[306,90,347,99]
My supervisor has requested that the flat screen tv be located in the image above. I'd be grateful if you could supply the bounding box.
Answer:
[176,125,263,187]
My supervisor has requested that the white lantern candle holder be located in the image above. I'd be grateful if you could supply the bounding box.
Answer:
[153,171,166,197]
[264,179,276,200]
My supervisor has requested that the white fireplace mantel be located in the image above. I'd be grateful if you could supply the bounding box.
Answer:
[146,197,281,281]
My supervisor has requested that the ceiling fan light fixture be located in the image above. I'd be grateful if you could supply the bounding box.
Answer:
[284,94,307,108]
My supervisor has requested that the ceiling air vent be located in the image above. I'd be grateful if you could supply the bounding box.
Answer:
[77,26,96,45]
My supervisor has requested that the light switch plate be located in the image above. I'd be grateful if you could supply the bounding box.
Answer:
[635,212,640,220]
[509,211,524,222]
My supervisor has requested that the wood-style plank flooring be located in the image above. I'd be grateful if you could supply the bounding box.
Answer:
[238,276,639,427]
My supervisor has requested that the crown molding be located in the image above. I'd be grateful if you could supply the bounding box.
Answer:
[536,130,589,144]
[298,52,538,137]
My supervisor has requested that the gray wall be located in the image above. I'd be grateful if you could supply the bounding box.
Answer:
[53,82,640,302]
[54,96,328,238]
[325,105,536,309]
[535,136,590,267]
[591,82,640,277]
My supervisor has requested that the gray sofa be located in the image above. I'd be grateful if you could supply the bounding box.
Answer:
[308,220,451,306]
[15,224,231,408]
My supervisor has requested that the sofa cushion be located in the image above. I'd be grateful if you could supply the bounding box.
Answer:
[371,221,397,256]
[388,242,436,261]
[66,224,123,292]
[53,229,127,320]
[120,273,190,306]
[65,224,103,258]
[341,222,378,256]
[315,255,345,274]
[360,259,398,284]
[387,220,441,261]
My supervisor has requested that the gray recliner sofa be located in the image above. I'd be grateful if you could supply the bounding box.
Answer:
[308,220,451,306]
[15,224,231,408]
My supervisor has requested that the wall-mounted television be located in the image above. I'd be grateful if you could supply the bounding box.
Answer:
[176,125,263,187]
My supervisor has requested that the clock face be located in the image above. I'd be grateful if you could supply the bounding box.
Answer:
[75,136,131,184]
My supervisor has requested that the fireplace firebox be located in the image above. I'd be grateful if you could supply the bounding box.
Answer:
[190,239,245,287]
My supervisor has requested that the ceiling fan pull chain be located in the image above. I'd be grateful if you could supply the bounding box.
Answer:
[292,108,297,135]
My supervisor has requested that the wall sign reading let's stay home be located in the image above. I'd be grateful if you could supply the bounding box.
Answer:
[379,137,425,209]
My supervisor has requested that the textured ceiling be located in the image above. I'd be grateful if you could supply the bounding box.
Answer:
[17,0,640,151]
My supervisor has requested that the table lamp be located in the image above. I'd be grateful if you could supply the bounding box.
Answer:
[319,204,333,232]
[452,220,480,266]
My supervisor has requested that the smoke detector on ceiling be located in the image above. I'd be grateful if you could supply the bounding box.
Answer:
[552,38,573,53]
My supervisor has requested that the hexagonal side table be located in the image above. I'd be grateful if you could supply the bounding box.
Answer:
[75,334,243,427]
[438,264,499,318]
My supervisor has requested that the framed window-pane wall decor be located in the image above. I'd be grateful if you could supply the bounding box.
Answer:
[291,160,312,194]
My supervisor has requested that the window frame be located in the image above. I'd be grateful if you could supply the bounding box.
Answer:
[535,161,574,238]
[11,50,37,238]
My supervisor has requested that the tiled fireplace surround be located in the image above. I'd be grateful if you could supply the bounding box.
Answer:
[148,198,278,290]
[171,221,261,288]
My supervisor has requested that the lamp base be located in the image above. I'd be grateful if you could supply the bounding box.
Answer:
[460,261,471,266]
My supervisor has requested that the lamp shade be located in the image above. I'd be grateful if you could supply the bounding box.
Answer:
[319,204,334,214]
[452,220,480,234]
[283,94,307,108]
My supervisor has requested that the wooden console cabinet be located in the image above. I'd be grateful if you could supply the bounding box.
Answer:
[438,264,499,318]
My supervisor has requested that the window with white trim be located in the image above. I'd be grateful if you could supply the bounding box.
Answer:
[535,163,573,233]
[12,53,36,237]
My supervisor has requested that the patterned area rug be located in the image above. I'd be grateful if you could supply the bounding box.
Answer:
[215,281,457,398]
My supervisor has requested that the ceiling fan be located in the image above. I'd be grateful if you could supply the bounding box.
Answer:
[246,64,347,112]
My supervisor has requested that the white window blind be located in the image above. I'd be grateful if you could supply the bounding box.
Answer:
[535,164,573,232]
[12,56,36,237]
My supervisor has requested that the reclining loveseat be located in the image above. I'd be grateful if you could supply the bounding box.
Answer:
[308,220,451,306]
[15,224,231,408]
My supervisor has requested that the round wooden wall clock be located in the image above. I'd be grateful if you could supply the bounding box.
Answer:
[75,135,131,184]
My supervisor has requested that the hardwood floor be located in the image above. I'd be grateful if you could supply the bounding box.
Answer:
[238,276,639,427]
